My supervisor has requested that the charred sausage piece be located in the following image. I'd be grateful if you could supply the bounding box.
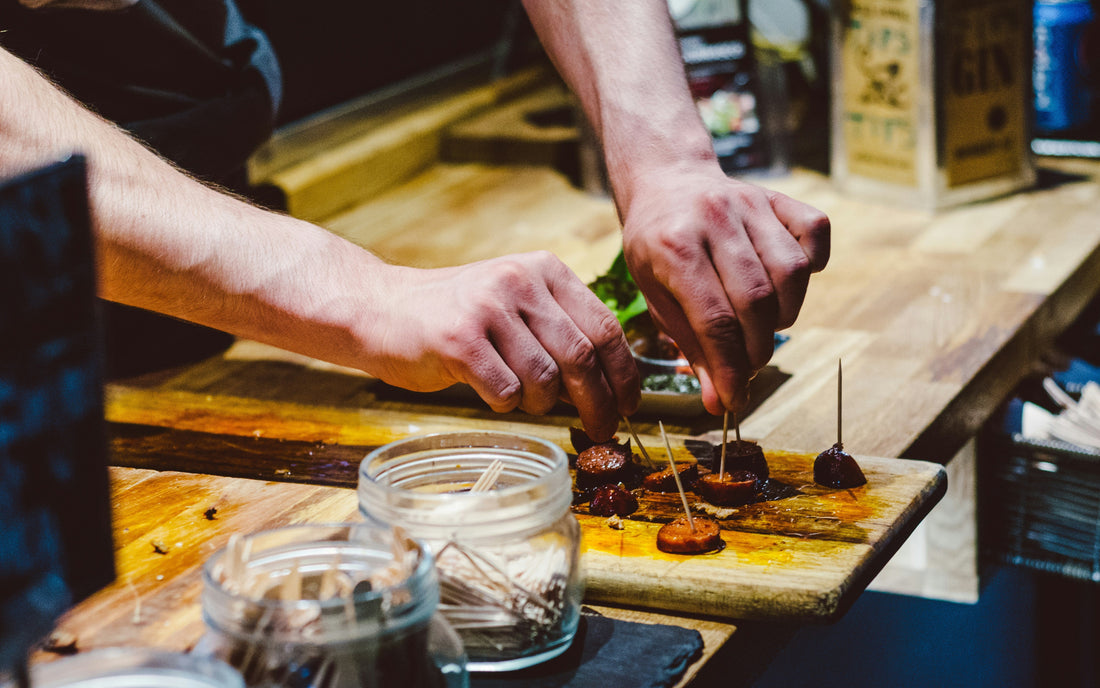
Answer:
[696,470,760,507]
[656,515,723,554]
[642,462,700,493]
[813,442,867,488]
[589,483,639,517]
[569,426,597,455]
[575,440,633,489]
[714,440,769,480]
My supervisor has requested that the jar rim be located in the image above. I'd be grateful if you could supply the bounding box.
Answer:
[200,522,438,645]
[23,648,244,688]
[358,431,572,538]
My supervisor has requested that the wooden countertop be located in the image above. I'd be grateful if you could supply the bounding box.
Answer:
[248,71,1100,466]
[314,156,1100,465]
[38,75,1100,686]
[39,466,740,687]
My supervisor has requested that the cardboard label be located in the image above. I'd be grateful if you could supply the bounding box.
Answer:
[674,0,772,173]
[941,0,1026,186]
[840,0,922,186]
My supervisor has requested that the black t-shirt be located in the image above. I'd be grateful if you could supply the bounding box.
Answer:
[0,0,286,376]
[0,0,282,183]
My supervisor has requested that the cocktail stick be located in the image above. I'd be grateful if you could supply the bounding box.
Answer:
[623,415,657,468]
[837,359,843,447]
[719,411,728,477]
[471,459,504,492]
[660,421,695,532]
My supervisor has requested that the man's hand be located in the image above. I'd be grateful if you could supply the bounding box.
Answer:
[369,252,640,441]
[621,162,830,415]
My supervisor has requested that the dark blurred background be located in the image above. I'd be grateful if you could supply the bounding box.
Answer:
[236,0,533,127]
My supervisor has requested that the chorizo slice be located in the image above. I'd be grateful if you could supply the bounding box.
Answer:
[656,515,723,554]
[589,483,639,517]
[713,439,769,480]
[813,442,867,488]
[695,470,760,507]
[576,440,634,489]
[642,462,700,493]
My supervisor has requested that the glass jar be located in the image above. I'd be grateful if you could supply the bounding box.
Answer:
[194,523,467,688]
[359,432,582,672]
[15,648,243,688]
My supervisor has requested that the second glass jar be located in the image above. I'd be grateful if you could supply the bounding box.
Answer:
[359,431,582,672]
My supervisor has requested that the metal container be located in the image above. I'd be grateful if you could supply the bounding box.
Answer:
[830,0,1036,209]
[359,432,582,672]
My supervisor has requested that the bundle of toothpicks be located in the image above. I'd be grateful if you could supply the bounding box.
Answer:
[1041,378,1100,453]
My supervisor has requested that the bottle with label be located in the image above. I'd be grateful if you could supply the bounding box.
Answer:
[1033,0,1096,135]
[830,0,1036,209]
[671,0,776,173]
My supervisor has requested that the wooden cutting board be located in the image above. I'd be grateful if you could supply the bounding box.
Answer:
[104,386,946,622]
[573,446,945,621]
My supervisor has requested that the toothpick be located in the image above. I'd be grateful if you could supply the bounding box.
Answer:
[837,359,843,447]
[319,553,340,600]
[719,411,728,477]
[623,415,656,468]
[660,421,695,532]
[280,559,302,602]
[471,459,504,492]
[127,577,142,624]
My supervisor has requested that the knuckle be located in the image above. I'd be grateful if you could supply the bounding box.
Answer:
[588,310,626,349]
[486,258,532,292]
[741,281,778,313]
[785,251,813,281]
[652,223,696,258]
[562,333,600,374]
[528,249,564,268]
[803,207,831,233]
[727,184,770,213]
[442,318,485,354]
[485,379,522,409]
[698,311,743,344]
[527,356,560,389]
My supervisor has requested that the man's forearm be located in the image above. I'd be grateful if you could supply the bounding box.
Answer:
[521,0,718,212]
[0,46,390,370]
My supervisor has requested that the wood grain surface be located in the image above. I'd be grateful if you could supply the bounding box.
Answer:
[103,386,944,623]
[576,449,944,621]
[36,467,738,688]
[35,74,1100,685]
[315,157,1100,465]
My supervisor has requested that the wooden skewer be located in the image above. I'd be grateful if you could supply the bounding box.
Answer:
[719,411,728,477]
[319,553,340,600]
[280,559,302,602]
[623,415,657,468]
[1044,377,1078,411]
[470,459,504,492]
[660,421,695,532]
[837,359,843,447]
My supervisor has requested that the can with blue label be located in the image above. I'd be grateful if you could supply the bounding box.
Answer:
[1034,0,1096,134]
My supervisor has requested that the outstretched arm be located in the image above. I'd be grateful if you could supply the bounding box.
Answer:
[523,0,830,416]
[0,47,638,440]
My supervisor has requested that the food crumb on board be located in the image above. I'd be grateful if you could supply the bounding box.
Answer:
[151,539,169,555]
[42,631,77,655]
[204,507,218,520]
[606,514,624,530]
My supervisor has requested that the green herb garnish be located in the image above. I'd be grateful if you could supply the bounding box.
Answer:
[588,250,648,326]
